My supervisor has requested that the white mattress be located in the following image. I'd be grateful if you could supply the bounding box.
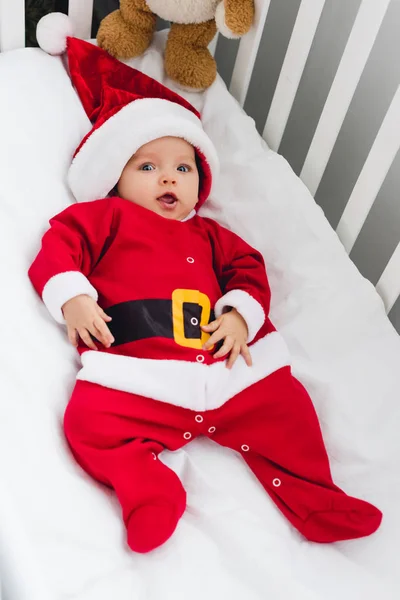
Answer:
[1,31,400,600]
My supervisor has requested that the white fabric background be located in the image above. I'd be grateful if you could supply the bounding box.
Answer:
[0,31,399,600]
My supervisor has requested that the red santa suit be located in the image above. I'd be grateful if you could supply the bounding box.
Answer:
[29,197,382,553]
[30,19,382,553]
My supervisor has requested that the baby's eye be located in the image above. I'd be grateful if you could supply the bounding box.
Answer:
[140,163,155,171]
[177,165,190,173]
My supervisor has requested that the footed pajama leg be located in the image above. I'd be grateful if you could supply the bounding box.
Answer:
[210,367,382,542]
[64,381,194,553]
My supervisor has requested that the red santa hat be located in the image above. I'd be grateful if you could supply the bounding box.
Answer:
[36,13,219,208]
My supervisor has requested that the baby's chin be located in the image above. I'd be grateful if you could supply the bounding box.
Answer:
[157,209,190,221]
[152,200,194,221]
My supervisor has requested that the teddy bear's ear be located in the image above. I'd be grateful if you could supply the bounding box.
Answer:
[36,12,75,55]
[216,0,255,39]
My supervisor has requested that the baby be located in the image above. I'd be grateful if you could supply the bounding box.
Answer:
[62,135,252,371]
[29,32,382,553]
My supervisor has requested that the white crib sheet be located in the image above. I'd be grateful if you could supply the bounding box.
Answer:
[1,31,400,600]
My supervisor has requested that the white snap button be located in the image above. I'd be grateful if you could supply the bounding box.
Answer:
[195,415,203,423]
[183,432,192,440]
[152,452,157,460]
[241,444,250,452]
[272,478,281,487]
[187,257,194,263]
[196,354,205,363]
[208,426,216,434]
[191,317,199,326]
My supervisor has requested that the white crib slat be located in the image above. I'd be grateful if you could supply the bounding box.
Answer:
[300,0,391,196]
[0,0,25,51]
[263,0,326,151]
[68,0,94,40]
[376,242,400,313]
[336,85,400,253]
[229,0,271,107]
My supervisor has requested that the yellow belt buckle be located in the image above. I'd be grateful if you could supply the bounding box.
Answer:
[171,289,213,350]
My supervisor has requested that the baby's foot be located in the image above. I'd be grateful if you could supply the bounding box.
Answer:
[127,495,186,553]
[302,495,382,543]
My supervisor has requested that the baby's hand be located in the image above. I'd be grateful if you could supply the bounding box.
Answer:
[62,295,114,351]
[201,308,252,369]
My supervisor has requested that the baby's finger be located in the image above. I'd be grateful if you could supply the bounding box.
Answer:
[226,343,241,370]
[93,317,115,347]
[241,344,253,367]
[201,317,222,333]
[97,305,112,322]
[213,336,234,359]
[78,328,98,351]
[203,327,225,350]
[67,327,78,347]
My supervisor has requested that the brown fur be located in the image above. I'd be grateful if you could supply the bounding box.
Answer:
[120,0,154,20]
[97,10,157,59]
[97,1,254,90]
[225,0,255,36]
[165,20,217,90]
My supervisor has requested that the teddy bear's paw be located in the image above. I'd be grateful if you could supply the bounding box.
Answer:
[97,10,155,60]
[165,44,217,91]
[219,0,255,38]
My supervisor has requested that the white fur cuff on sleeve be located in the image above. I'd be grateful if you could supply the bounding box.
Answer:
[42,271,98,324]
[215,1,241,39]
[214,289,265,343]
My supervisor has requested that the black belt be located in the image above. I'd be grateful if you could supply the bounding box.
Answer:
[105,299,214,347]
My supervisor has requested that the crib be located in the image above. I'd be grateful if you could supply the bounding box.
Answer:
[0,1,399,599]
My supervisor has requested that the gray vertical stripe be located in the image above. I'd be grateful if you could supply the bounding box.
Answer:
[156,17,170,31]
[388,295,400,333]
[349,148,400,285]
[215,35,240,88]
[315,0,400,228]
[278,0,362,175]
[243,0,302,134]
[88,0,107,36]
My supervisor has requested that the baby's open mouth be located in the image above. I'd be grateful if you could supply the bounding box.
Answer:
[157,193,178,209]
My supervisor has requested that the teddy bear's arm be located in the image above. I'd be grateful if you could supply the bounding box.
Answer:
[215,0,255,39]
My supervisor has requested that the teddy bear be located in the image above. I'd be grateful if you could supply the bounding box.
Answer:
[97,0,255,91]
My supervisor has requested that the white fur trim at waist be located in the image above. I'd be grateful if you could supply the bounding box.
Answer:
[76,331,291,411]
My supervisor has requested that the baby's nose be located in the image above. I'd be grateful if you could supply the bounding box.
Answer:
[162,175,176,184]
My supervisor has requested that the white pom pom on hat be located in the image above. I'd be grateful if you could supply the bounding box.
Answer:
[36,12,75,56]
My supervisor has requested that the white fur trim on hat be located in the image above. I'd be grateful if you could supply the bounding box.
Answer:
[215,2,241,39]
[68,98,220,204]
[215,289,265,343]
[36,12,74,56]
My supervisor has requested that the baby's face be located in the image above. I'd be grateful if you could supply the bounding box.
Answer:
[117,136,200,220]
